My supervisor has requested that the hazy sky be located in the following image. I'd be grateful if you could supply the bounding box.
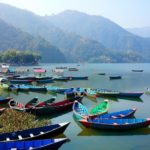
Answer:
[0,0,149,28]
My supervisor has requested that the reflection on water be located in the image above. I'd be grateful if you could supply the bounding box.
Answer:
[78,127,150,136]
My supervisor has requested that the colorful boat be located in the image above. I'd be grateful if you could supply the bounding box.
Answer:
[79,118,150,130]
[8,99,25,111]
[0,122,70,141]
[89,100,109,118]
[10,79,33,84]
[25,97,56,108]
[98,73,106,75]
[53,77,69,81]
[94,108,137,119]
[18,84,30,91]
[35,97,56,107]
[36,79,53,84]
[0,138,68,150]
[109,75,122,80]
[96,89,120,97]
[73,101,88,120]
[46,86,68,93]
[69,76,88,80]
[118,92,143,98]
[24,97,39,108]
[28,85,47,92]
[68,68,78,71]
[73,101,136,120]
[0,96,13,104]
[132,70,143,72]
[96,89,143,98]
[84,88,97,98]
[30,96,83,115]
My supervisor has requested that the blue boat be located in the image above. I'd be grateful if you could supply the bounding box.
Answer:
[46,86,69,93]
[0,122,70,141]
[68,76,88,80]
[10,80,32,84]
[0,138,68,150]
[18,84,30,91]
[36,79,53,84]
[73,101,136,120]
[79,118,150,130]
[109,75,122,80]
[0,96,13,104]
[94,108,137,119]
[53,77,69,81]
[96,89,143,98]
[28,85,47,92]
[73,101,88,120]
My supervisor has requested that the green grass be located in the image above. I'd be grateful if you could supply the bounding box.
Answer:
[0,109,49,133]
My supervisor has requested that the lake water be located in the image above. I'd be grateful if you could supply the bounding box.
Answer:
[1,63,150,150]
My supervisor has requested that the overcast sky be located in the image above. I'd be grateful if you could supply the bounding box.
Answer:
[0,0,149,28]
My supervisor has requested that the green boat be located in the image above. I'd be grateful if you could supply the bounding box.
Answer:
[89,100,109,118]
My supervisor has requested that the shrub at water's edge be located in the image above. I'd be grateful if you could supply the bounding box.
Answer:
[0,49,41,65]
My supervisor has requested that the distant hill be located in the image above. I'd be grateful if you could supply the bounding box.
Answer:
[0,3,150,62]
[0,19,66,63]
[0,3,115,63]
[127,27,150,38]
[49,10,150,54]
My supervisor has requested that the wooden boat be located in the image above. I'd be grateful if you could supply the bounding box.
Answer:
[8,99,25,111]
[25,97,56,108]
[0,96,13,104]
[79,118,150,130]
[89,100,109,118]
[132,69,143,72]
[18,84,30,91]
[53,77,69,81]
[84,88,97,98]
[10,79,33,84]
[73,101,88,120]
[68,76,88,80]
[96,89,120,97]
[25,97,39,108]
[35,97,56,107]
[28,85,47,92]
[68,68,78,71]
[73,101,136,120]
[109,75,122,80]
[0,138,68,150]
[9,84,19,91]
[36,79,53,84]
[30,96,83,115]
[65,88,85,95]
[98,73,106,75]
[13,76,52,80]
[46,86,68,93]
[0,122,70,141]
[118,92,143,98]
[94,108,137,119]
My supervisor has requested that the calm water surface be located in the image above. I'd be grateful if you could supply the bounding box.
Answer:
[1,63,150,150]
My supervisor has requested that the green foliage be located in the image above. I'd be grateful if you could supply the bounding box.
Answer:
[0,109,49,133]
[0,18,66,63]
[0,49,41,65]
